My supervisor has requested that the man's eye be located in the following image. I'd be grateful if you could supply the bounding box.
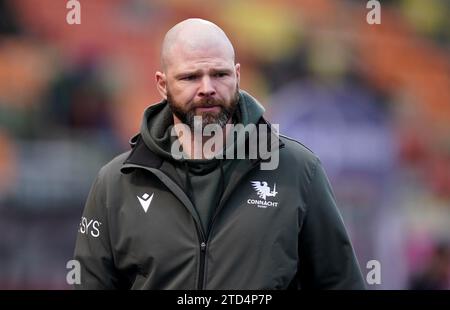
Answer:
[182,75,197,81]
[214,72,227,78]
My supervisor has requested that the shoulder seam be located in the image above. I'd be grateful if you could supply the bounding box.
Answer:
[279,134,316,155]
[302,156,321,216]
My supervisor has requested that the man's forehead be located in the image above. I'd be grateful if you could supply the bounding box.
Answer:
[167,44,235,72]
[161,19,235,72]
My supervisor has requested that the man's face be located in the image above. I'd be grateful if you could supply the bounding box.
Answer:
[157,44,240,130]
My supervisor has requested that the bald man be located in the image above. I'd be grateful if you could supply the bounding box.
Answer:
[74,19,365,290]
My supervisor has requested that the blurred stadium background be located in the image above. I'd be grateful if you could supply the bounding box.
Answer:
[0,0,449,289]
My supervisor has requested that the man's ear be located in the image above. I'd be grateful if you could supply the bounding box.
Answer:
[155,71,167,99]
[235,63,241,84]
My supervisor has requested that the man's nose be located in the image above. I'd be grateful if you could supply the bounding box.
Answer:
[198,76,216,98]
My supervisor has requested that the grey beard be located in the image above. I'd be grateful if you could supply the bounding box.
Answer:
[168,90,239,130]
[184,107,232,130]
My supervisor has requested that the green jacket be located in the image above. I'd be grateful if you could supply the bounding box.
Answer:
[74,91,365,289]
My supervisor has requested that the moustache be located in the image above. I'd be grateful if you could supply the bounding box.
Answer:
[191,98,225,109]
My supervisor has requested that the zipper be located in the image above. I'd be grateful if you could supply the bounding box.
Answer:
[193,218,207,290]
[198,241,207,290]
[199,141,285,287]
[196,159,263,289]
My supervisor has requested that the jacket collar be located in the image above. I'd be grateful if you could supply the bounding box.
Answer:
[121,117,284,174]
[121,134,162,173]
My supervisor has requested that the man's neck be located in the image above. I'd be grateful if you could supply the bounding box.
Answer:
[173,116,232,160]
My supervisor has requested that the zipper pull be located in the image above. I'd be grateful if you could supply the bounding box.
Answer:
[200,242,206,251]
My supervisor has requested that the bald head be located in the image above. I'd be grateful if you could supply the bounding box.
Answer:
[160,18,235,72]
[155,18,241,118]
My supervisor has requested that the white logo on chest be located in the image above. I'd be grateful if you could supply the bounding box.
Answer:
[137,193,154,213]
[248,181,279,208]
